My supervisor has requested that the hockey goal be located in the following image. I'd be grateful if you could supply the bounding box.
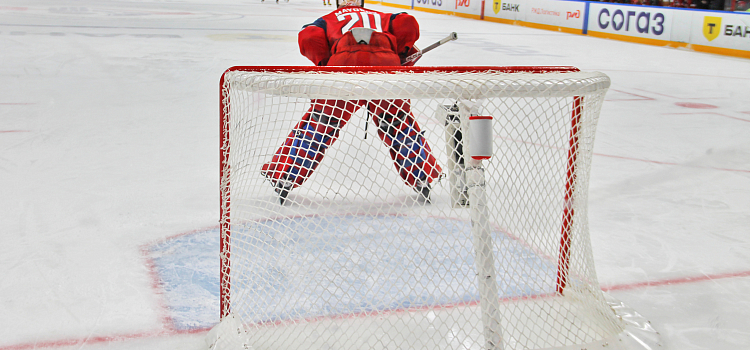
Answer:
[209,66,646,350]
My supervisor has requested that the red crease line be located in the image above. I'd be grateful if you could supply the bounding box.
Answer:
[0,327,209,350]
[4,269,750,349]
[0,330,165,350]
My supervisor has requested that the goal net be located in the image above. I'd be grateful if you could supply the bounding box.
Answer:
[210,66,626,350]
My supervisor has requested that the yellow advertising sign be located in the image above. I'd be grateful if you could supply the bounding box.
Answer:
[493,0,501,14]
[703,16,722,41]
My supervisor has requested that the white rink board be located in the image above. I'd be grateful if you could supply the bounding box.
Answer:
[483,0,586,31]
[369,0,750,56]
[688,10,750,51]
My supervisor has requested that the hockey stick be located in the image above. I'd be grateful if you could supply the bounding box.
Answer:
[402,32,458,65]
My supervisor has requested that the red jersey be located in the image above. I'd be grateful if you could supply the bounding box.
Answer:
[298,6,419,66]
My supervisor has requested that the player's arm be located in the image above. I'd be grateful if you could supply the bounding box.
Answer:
[299,19,332,66]
[389,13,420,66]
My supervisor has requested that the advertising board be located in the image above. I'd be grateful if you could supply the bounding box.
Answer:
[586,3,673,40]
[524,0,586,31]
[367,0,749,58]
[690,11,750,52]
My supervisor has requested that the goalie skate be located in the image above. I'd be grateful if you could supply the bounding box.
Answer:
[414,178,432,204]
[275,181,292,205]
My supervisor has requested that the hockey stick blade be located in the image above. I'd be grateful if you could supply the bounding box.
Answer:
[402,32,458,65]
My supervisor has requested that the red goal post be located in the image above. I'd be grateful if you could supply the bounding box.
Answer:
[212,66,656,350]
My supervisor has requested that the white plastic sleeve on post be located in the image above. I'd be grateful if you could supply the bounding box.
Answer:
[469,116,493,160]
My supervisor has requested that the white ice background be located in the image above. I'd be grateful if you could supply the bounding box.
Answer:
[1,0,749,349]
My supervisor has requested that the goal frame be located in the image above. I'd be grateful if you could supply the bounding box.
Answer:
[218,65,584,320]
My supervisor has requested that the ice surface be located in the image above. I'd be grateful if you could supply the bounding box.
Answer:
[1,0,749,349]
[146,216,556,330]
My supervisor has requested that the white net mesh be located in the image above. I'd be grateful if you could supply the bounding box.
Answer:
[213,67,621,350]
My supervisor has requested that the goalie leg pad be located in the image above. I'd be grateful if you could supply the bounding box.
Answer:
[370,100,442,188]
[262,100,360,188]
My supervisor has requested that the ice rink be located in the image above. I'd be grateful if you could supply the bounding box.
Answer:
[1,0,749,349]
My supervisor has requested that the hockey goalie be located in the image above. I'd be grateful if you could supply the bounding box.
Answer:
[260,0,442,204]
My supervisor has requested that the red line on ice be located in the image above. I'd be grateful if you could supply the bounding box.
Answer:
[662,111,750,123]
[3,246,748,349]
[0,328,208,350]
[602,270,750,292]
[593,152,750,173]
